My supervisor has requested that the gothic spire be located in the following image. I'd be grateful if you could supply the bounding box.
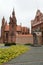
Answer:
[2,16,5,26]
[36,9,42,16]
[12,8,15,17]
[2,16,5,21]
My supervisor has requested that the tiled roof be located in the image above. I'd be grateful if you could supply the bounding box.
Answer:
[4,25,9,31]
[4,25,29,33]
[4,25,22,32]
[22,27,29,33]
[16,25,21,32]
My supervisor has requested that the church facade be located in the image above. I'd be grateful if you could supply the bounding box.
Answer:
[1,9,43,45]
[1,9,30,44]
[31,10,43,45]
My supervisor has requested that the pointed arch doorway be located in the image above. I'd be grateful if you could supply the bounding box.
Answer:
[33,32,38,46]
[42,31,43,45]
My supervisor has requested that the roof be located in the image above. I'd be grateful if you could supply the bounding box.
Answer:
[4,25,22,32]
[4,25,29,33]
[22,27,29,33]
[16,25,21,32]
[4,25,9,31]
[36,9,42,16]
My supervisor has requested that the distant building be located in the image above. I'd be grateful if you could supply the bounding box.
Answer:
[31,10,43,45]
[1,9,30,44]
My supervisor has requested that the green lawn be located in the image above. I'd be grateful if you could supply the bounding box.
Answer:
[0,45,29,64]
[0,44,4,46]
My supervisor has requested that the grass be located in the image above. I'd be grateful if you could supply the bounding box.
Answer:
[0,45,29,64]
[0,44,4,46]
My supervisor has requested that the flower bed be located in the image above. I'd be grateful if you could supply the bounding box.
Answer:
[0,45,29,64]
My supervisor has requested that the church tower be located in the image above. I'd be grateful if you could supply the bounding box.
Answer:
[1,16,5,42]
[9,9,17,43]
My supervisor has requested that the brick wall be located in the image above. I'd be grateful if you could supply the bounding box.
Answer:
[0,34,42,45]
[16,34,33,44]
[0,37,3,43]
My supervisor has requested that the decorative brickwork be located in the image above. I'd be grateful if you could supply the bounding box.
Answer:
[31,10,43,45]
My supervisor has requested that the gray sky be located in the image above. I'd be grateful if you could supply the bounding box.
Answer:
[0,0,43,33]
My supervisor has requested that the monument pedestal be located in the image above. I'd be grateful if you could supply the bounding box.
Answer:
[32,31,42,47]
[32,44,42,47]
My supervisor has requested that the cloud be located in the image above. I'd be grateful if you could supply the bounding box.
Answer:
[0,0,43,31]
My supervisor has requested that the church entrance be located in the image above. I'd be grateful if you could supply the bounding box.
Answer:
[42,31,43,45]
[33,33,38,46]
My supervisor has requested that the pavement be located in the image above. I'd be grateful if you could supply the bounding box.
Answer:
[3,46,43,65]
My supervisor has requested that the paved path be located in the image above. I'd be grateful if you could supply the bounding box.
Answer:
[3,46,43,65]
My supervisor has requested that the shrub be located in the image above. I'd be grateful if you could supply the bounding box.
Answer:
[5,43,16,46]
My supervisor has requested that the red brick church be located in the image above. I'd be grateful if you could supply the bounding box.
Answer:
[1,9,43,45]
[1,9,30,44]
[31,10,43,45]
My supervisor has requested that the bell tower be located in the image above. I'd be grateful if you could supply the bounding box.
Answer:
[9,9,17,43]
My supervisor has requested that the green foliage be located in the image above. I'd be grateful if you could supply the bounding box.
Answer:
[5,43,16,46]
[0,45,29,64]
[0,44,4,46]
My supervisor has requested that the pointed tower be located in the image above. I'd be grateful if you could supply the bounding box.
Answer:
[9,9,17,43]
[36,10,42,16]
[12,8,15,17]
[12,8,17,24]
[35,10,43,21]
[2,16,5,26]
[1,16,5,42]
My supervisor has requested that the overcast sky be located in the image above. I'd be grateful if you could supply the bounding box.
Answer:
[0,0,43,33]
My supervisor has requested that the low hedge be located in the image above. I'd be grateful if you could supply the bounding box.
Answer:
[5,43,16,46]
